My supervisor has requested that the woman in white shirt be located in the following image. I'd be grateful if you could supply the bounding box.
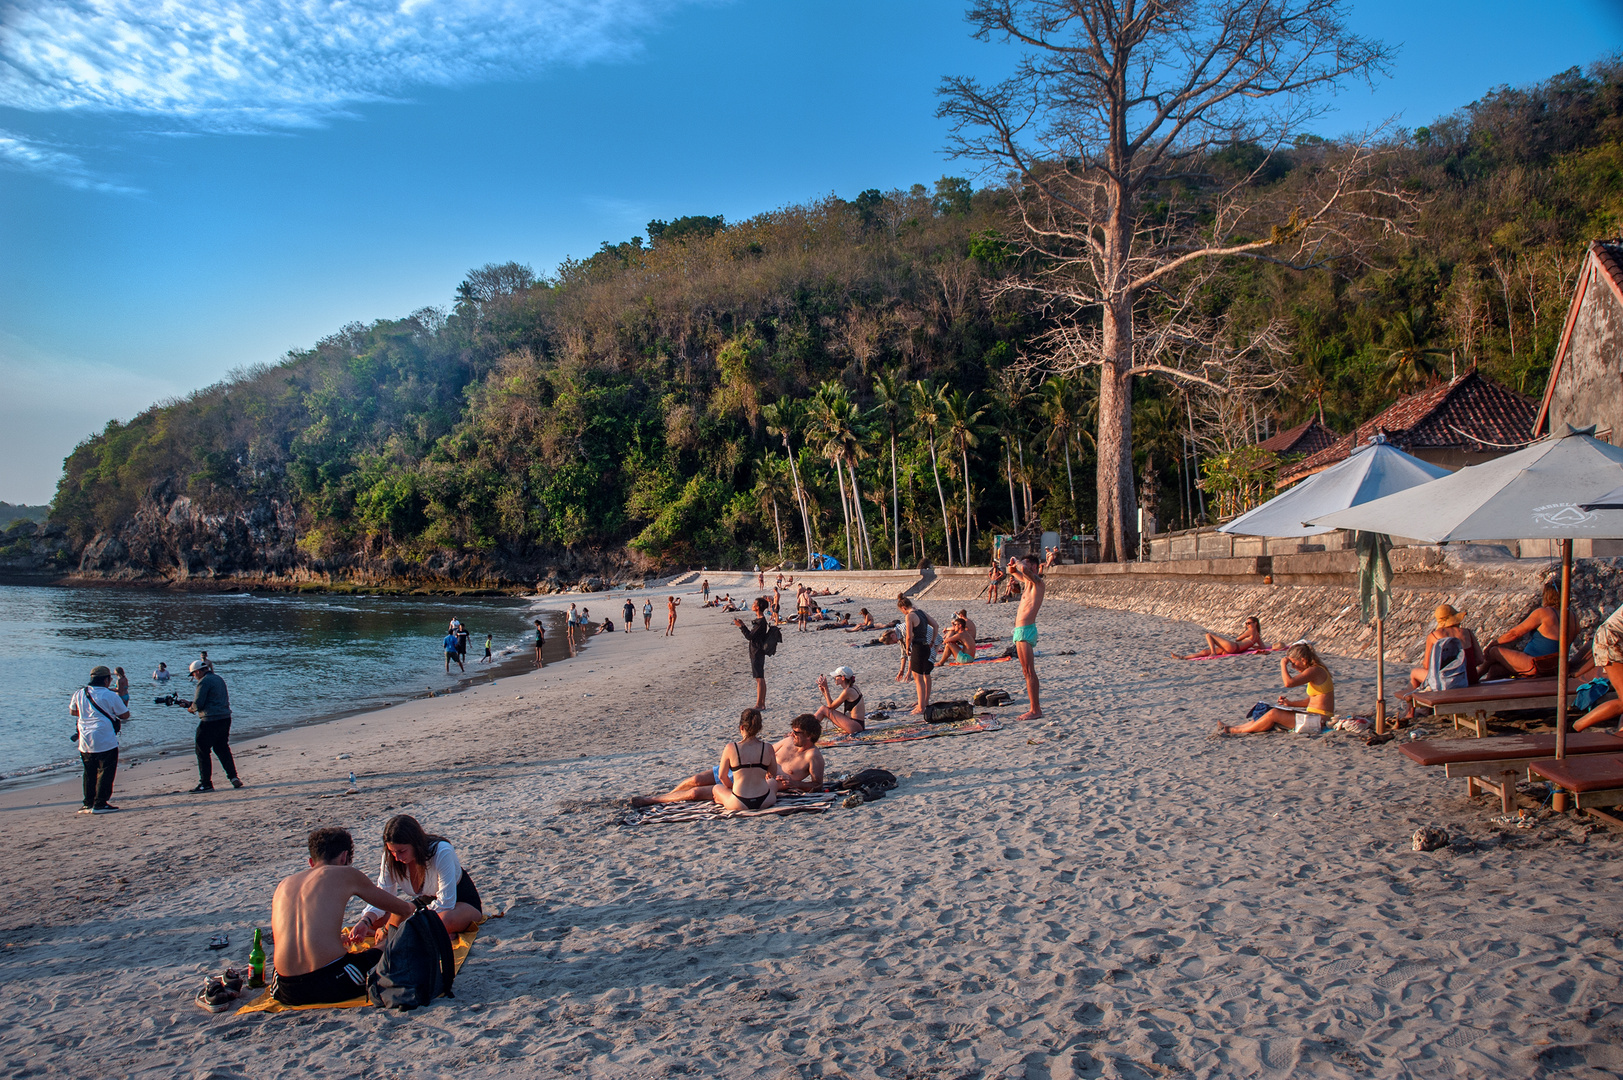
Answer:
[348,815,482,940]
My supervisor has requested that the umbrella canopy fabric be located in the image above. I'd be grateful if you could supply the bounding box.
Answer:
[1581,483,1623,511]
[1306,426,1623,542]
[1219,436,1449,538]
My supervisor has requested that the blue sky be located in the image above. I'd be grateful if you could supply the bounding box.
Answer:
[1,0,1621,505]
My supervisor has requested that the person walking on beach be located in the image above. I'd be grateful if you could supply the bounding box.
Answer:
[455,623,470,666]
[71,665,129,814]
[643,599,653,630]
[481,633,493,663]
[666,595,681,636]
[187,659,242,792]
[735,596,774,710]
[566,603,579,647]
[623,598,635,633]
[443,630,464,674]
[1007,555,1045,721]
[895,595,939,715]
[533,619,545,663]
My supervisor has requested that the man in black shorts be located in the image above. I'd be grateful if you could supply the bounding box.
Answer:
[734,596,773,709]
[269,828,415,1006]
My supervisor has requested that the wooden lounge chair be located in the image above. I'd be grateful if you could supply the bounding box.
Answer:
[1405,677,1581,738]
[1398,730,1623,813]
[1528,755,1623,827]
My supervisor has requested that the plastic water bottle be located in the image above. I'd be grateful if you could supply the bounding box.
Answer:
[347,771,356,787]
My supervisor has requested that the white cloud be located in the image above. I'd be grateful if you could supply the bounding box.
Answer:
[0,0,691,131]
[0,128,140,191]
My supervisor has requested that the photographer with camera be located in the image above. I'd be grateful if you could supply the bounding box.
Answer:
[71,665,130,814]
[187,659,242,793]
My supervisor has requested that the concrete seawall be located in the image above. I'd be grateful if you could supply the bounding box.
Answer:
[786,552,1623,663]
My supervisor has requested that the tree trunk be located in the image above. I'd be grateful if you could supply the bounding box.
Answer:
[890,430,900,570]
[1016,438,1032,521]
[783,439,813,561]
[1063,436,1075,516]
[962,444,974,565]
[928,436,952,567]
[772,501,783,559]
[1006,444,1019,534]
[1096,293,1137,561]
[848,459,875,569]
[835,458,855,570]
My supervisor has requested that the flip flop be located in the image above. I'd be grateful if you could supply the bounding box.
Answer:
[207,934,229,950]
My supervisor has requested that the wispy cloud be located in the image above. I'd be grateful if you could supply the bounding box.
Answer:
[0,128,140,191]
[0,0,693,184]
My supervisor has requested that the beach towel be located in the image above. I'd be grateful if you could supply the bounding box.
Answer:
[941,653,1016,667]
[235,926,480,1015]
[625,792,839,825]
[818,714,1004,747]
[1181,646,1286,661]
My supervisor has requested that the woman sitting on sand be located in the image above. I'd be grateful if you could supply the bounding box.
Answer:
[1217,643,1333,736]
[1478,585,1576,681]
[348,814,483,940]
[1409,604,1482,689]
[631,709,780,810]
[849,608,875,631]
[1173,617,1267,660]
[814,666,866,734]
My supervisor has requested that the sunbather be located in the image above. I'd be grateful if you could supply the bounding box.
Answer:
[630,709,779,810]
[814,666,866,734]
[942,616,976,664]
[269,828,415,1007]
[955,609,978,651]
[1217,643,1334,735]
[1409,604,1482,689]
[849,608,875,631]
[1574,601,1623,732]
[773,714,826,792]
[1173,617,1266,659]
[1479,586,1577,680]
[351,814,484,938]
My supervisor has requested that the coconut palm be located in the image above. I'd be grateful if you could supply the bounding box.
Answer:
[809,383,875,569]
[751,453,795,560]
[761,399,815,558]
[1382,308,1450,396]
[989,369,1032,533]
[941,389,989,564]
[1039,376,1083,519]
[908,380,954,567]
[871,369,909,569]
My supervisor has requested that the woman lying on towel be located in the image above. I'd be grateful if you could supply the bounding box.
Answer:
[347,814,483,941]
[1172,617,1267,660]
[1216,643,1333,736]
[630,709,781,810]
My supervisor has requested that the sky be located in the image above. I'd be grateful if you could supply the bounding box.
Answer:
[1,0,1621,505]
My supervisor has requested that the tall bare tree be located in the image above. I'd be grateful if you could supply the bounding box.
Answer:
[938,0,1397,561]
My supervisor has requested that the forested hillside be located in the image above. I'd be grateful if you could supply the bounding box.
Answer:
[49,60,1623,581]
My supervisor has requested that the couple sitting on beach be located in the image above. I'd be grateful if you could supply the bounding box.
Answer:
[267,815,482,1006]
[631,708,828,811]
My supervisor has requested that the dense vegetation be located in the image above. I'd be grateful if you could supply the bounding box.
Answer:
[52,60,1623,572]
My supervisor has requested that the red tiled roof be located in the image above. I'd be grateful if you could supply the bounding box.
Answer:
[1257,417,1339,456]
[1279,371,1538,484]
[1535,240,1623,435]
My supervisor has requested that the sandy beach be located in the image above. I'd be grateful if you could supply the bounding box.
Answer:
[4,577,1623,1079]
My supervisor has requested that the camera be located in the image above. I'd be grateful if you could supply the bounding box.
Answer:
[154,694,193,708]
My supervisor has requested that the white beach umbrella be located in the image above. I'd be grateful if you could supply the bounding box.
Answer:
[1580,484,1623,511]
[1308,425,1623,758]
[1218,435,1449,538]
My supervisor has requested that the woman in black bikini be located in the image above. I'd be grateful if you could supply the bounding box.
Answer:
[712,708,778,812]
[814,666,865,734]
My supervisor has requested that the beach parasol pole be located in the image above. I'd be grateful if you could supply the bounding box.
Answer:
[1556,538,1572,763]
[1374,616,1387,735]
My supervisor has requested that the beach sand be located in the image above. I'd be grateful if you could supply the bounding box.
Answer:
[4,576,1623,1078]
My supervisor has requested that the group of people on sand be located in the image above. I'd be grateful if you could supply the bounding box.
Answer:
[251,814,482,1009]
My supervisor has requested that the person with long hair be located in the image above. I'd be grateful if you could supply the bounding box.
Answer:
[629,709,779,811]
[347,814,483,940]
[1218,643,1334,736]
[1172,617,1267,660]
[1479,586,1577,680]
[814,666,866,734]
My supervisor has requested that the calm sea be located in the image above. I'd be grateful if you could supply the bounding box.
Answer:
[0,585,572,784]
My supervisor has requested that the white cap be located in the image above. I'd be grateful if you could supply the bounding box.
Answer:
[828,666,855,680]
[188,660,208,674]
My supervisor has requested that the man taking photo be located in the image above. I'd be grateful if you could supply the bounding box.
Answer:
[187,659,242,793]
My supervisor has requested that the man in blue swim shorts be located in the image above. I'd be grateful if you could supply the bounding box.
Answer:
[1008,556,1045,720]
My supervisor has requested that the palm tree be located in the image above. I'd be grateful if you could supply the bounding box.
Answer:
[908,380,954,567]
[1382,308,1450,396]
[1039,376,1081,518]
[751,454,794,560]
[989,369,1032,534]
[941,389,989,564]
[762,399,814,560]
[810,383,876,569]
[871,370,908,569]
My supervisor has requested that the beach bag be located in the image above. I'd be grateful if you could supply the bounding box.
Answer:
[1576,677,1615,712]
[837,768,898,801]
[1294,712,1324,735]
[763,625,782,656]
[1246,701,1272,722]
[926,700,973,723]
[366,902,456,1010]
[1422,637,1468,693]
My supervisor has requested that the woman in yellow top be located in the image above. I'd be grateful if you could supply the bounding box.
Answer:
[1218,643,1333,735]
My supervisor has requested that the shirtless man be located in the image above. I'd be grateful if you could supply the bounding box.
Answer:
[268,828,415,1006]
[895,595,940,715]
[773,714,826,792]
[1008,555,1045,720]
[987,564,1003,604]
[956,608,978,651]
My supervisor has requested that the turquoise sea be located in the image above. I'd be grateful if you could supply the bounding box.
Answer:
[0,586,571,784]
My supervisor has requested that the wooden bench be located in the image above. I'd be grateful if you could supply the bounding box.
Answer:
[1398,730,1623,813]
[1407,678,1580,738]
[1528,755,1623,827]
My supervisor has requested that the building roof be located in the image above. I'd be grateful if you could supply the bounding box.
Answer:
[1534,239,1623,435]
[1257,417,1339,457]
[1278,371,1538,485]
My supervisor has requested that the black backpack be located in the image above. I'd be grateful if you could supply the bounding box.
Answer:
[837,768,898,801]
[366,902,456,1010]
[763,624,783,656]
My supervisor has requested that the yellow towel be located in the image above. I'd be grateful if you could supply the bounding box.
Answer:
[235,924,479,1014]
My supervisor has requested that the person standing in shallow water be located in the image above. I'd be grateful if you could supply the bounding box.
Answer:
[188,659,242,792]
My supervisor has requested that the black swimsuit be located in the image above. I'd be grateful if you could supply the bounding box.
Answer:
[729,742,772,809]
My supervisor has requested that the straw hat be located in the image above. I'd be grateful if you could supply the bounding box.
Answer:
[1434,603,1465,628]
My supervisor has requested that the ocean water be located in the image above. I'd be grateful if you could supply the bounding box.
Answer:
[0,585,570,784]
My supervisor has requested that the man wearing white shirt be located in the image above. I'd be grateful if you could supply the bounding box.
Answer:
[70,665,130,814]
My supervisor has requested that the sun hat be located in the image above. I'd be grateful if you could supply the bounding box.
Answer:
[188,660,209,674]
[1435,604,1465,627]
[829,666,855,680]
[88,665,111,681]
